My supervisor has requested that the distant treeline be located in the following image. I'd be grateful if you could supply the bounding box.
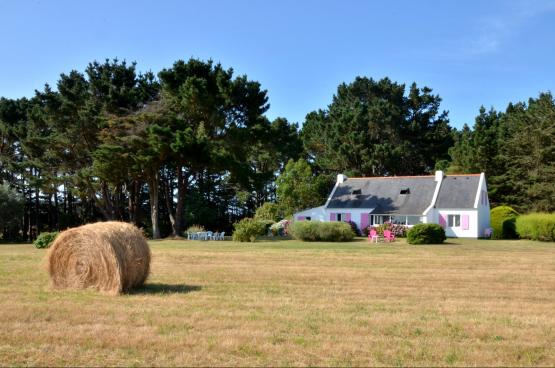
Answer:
[0,58,553,241]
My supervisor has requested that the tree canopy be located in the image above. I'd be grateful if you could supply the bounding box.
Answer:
[302,77,453,176]
[0,59,553,242]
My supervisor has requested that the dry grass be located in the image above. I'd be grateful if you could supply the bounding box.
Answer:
[0,238,554,366]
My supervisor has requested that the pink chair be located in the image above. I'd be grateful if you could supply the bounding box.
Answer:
[368,229,379,243]
[383,230,395,242]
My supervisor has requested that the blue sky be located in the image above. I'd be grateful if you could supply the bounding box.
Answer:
[1,0,554,129]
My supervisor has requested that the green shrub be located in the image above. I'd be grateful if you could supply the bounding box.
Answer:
[258,219,275,234]
[516,213,555,241]
[407,224,446,244]
[490,206,519,239]
[289,221,354,242]
[33,231,59,249]
[232,218,268,242]
[254,202,283,222]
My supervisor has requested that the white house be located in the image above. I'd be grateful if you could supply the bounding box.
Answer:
[294,171,491,238]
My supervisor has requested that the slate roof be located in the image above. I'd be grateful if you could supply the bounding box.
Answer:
[326,177,437,214]
[435,175,480,209]
[326,174,481,214]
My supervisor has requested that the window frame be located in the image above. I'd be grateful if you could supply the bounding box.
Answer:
[448,214,461,227]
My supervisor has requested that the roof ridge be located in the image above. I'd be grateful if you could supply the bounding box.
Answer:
[445,173,482,177]
[345,173,482,180]
[347,175,434,179]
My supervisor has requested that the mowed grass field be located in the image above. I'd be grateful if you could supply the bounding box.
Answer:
[1,238,554,366]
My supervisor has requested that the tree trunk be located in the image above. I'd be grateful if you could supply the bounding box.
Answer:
[53,187,59,230]
[47,193,53,230]
[101,182,115,220]
[34,184,40,237]
[174,168,188,236]
[163,176,177,237]
[23,185,30,241]
[148,172,161,239]
[129,180,141,226]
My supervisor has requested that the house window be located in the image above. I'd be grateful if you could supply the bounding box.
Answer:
[448,214,460,227]
[406,216,423,225]
[373,215,392,225]
[391,215,407,225]
[352,189,362,195]
[305,216,311,221]
[336,213,342,221]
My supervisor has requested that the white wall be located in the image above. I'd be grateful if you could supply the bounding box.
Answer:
[429,209,479,238]
[476,176,491,237]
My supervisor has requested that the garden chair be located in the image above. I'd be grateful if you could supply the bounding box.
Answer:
[368,229,380,243]
[383,230,395,242]
[218,231,225,240]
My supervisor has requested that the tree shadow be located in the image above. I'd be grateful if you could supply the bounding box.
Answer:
[130,283,202,295]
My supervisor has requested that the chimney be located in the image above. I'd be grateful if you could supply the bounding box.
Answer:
[435,170,444,182]
[337,174,347,184]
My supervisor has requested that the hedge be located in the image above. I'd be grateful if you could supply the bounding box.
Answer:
[490,206,519,239]
[289,221,354,242]
[515,213,555,241]
[407,224,446,244]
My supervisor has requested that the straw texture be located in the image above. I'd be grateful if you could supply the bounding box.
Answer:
[47,222,150,294]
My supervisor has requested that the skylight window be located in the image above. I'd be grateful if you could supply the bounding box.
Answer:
[400,188,410,195]
[352,189,362,195]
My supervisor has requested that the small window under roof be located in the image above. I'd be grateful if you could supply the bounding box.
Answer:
[400,188,410,195]
[352,189,362,195]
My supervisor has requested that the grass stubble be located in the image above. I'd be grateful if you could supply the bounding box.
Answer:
[0,238,553,366]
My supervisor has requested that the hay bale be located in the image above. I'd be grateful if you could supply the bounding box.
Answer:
[47,221,150,295]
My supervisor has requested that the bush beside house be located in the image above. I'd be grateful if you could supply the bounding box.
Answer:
[516,213,555,242]
[407,224,446,244]
[289,221,354,242]
[490,206,519,239]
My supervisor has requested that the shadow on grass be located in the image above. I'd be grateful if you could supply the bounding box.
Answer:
[255,236,293,242]
[130,283,202,295]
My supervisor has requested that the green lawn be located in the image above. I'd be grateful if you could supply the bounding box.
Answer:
[1,238,554,366]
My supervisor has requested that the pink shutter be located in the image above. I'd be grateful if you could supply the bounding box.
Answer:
[462,215,469,230]
[360,213,369,230]
[439,214,446,228]
[297,216,305,221]
[329,213,336,221]
[344,213,351,222]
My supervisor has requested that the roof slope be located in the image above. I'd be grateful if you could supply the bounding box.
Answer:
[434,175,480,209]
[326,177,437,214]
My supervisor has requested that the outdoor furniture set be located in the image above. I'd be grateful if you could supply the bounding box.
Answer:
[187,231,226,241]
[368,229,396,243]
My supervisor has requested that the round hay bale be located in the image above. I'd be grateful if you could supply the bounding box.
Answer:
[47,221,150,295]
